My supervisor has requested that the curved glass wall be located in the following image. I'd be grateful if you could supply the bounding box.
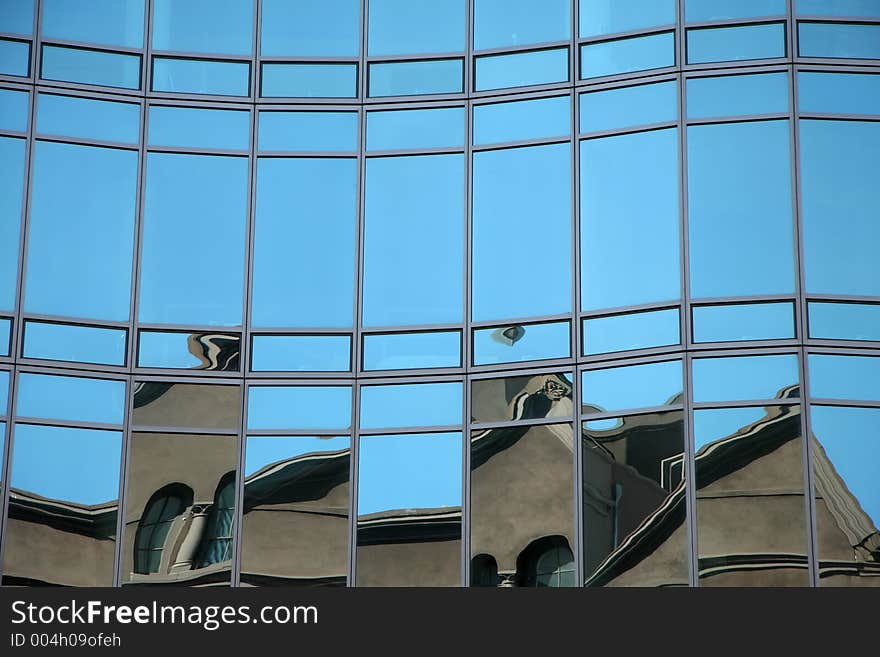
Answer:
[0,0,878,588]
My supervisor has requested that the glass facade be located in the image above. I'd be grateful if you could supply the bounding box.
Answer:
[0,1,878,588]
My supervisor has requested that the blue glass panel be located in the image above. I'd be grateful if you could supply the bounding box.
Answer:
[798,72,880,115]
[475,48,568,91]
[0,137,25,312]
[0,88,28,132]
[688,120,794,298]
[0,370,7,412]
[258,112,358,152]
[369,59,463,97]
[475,0,569,49]
[0,39,29,77]
[475,95,569,145]
[140,153,247,326]
[687,23,785,64]
[251,335,351,372]
[367,107,464,151]
[26,142,136,321]
[42,0,144,48]
[693,303,795,343]
[693,354,799,403]
[42,45,140,89]
[692,406,769,451]
[261,63,357,98]
[245,435,350,477]
[364,332,461,370]
[363,154,463,326]
[137,331,240,371]
[580,81,676,133]
[797,0,880,17]
[809,355,880,401]
[23,321,127,366]
[473,321,570,366]
[687,0,786,22]
[149,105,249,150]
[473,143,570,322]
[582,360,683,413]
[581,32,674,78]
[16,373,125,425]
[581,0,674,37]
[583,309,680,356]
[800,120,879,296]
[152,58,249,96]
[248,386,352,431]
[360,382,463,429]
[253,158,357,328]
[261,0,360,57]
[37,94,140,144]
[152,0,253,55]
[687,72,788,118]
[798,22,880,59]
[0,319,9,356]
[368,0,465,56]
[0,0,33,35]
[809,303,880,342]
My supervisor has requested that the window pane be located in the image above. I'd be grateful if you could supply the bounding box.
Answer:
[261,0,359,57]
[369,59,463,97]
[0,0,33,35]
[261,63,357,98]
[360,382,463,429]
[258,112,358,152]
[581,32,674,79]
[474,96,569,146]
[251,335,351,373]
[357,432,462,586]
[472,372,573,424]
[692,354,799,403]
[0,88,29,132]
[473,321,570,366]
[26,141,137,321]
[475,0,570,50]
[797,0,880,16]
[364,331,461,371]
[583,309,680,356]
[582,361,683,414]
[247,386,352,431]
[16,373,125,425]
[581,0,674,38]
[149,106,249,151]
[0,370,7,412]
[473,143,570,322]
[367,107,464,151]
[687,72,788,119]
[687,0,785,22]
[0,136,25,312]
[0,319,10,356]
[580,81,676,133]
[132,383,241,430]
[140,153,248,326]
[688,120,794,298]
[475,48,568,91]
[693,303,795,343]
[363,154,463,326]
[38,94,140,144]
[42,0,144,48]
[152,58,250,96]
[42,45,140,89]
[368,0,464,56]
[798,72,880,115]
[808,355,880,402]
[138,331,240,372]
[152,0,253,55]
[809,303,880,342]
[23,321,127,366]
[687,23,785,64]
[0,39,30,77]
[798,22,880,59]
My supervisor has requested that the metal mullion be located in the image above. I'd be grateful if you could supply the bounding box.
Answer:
[31,0,42,83]
[129,426,240,436]
[578,121,678,141]
[20,313,131,329]
[470,414,575,432]
[16,358,128,376]
[369,51,466,64]
[683,57,791,74]
[133,372,245,385]
[257,93,360,106]
[14,417,124,432]
[471,79,574,101]
[348,364,361,587]
[231,371,249,588]
[0,364,21,580]
[682,62,791,79]
[38,37,143,55]
[692,399,801,410]
[474,39,570,59]
[574,65,680,91]
[361,325,462,336]
[689,294,798,306]
[796,15,880,24]
[146,96,253,110]
[807,345,880,358]
[132,367,243,380]
[579,302,681,319]
[798,341,820,587]
[469,313,571,328]
[365,146,464,158]
[246,370,356,381]
[470,357,575,376]
[358,425,462,437]
[15,363,129,382]
[150,49,252,63]
[684,16,789,31]
[258,56,359,64]
[113,375,135,586]
[578,344,686,367]
[807,338,880,351]
[581,405,685,423]
[34,77,145,99]
[689,344,801,359]
[32,133,140,151]
[577,25,676,46]
[686,112,790,126]
[688,338,800,353]
[362,91,469,105]
[462,0,473,583]
[683,350,699,587]
[249,0,260,101]
[471,135,570,152]
[145,145,249,157]
[245,428,351,438]
[359,367,465,380]
[808,398,880,409]
[798,112,880,122]
[805,293,880,303]
[579,351,684,372]
[468,363,574,381]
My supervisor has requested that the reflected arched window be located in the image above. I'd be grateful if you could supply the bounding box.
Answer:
[195,474,236,568]
[517,535,575,587]
[471,553,500,587]
[134,483,193,575]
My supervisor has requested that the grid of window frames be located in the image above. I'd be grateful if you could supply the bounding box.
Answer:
[0,0,878,588]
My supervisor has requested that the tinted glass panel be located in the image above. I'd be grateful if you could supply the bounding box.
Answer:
[474,96,569,145]
[475,0,569,50]
[472,372,573,424]
[0,39,30,77]
[42,0,144,48]
[42,45,140,89]
[475,48,569,92]
[809,303,880,342]
[693,303,795,343]
[23,321,127,366]
[580,0,674,38]
[687,72,788,118]
[0,0,33,35]
[251,335,351,373]
[367,107,464,151]
[368,0,464,56]
[369,59,463,97]
[687,0,786,21]
[132,383,241,430]
[261,0,359,57]
[258,112,358,152]
[360,382,463,429]
[580,81,676,133]
[0,136,25,312]
[152,0,253,55]
[0,319,10,356]
[152,58,249,96]
[149,106,249,151]
[583,309,680,356]
[0,370,7,412]
[581,32,674,79]
[261,63,357,98]
[798,22,880,59]
[247,386,352,431]
[0,88,29,132]
[687,23,785,64]
[798,72,880,115]
[37,94,140,144]
[473,321,570,367]
[364,332,461,371]
[797,0,880,16]
[16,373,125,425]
[582,361,683,414]
[808,355,880,402]
[138,331,240,372]
[692,354,800,403]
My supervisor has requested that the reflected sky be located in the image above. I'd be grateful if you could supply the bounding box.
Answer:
[24,321,127,366]
[475,48,568,91]
[0,0,34,35]
[138,331,239,371]
[688,0,785,21]
[583,309,680,356]
[693,302,794,343]
[809,303,880,342]
[581,31,674,79]
[687,23,785,64]
[475,95,569,146]
[0,40,29,77]
[687,72,788,119]
[16,373,125,425]
[364,331,461,371]
[809,355,880,402]
[42,0,143,48]
[369,59,463,97]
[693,354,799,403]
[0,319,9,357]
[582,360,682,413]
[149,105,248,151]
[368,107,464,151]
[0,370,8,414]
[581,0,673,37]
[360,382,463,429]
[580,81,676,133]
[152,0,252,55]
[475,0,569,49]
[245,435,350,478]
[152,58,249,96]
[797,0,880,16]
[258,111,358,152]
[248,386,352,431]
[261,0,360,57]
[42,46,141,89]
[0,88,28,132]
[368,0,464,56]
[693,406,768,451]
[798,72,880,116]
[38,93,140,144]
[250,335,351,372]
[799,22,880,59]
[473,321,569,366]
[0,136,25,312]
[263,63,357,98]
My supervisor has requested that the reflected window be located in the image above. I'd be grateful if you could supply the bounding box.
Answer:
[520,536,575,587]
[134,484,194,574]
[195,474,236,568]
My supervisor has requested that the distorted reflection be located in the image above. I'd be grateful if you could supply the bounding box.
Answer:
[471,372,573,424]
[241,436,350,586]
[138,331,240,371]
[132,382,241,430]
[473,321,570,366]
[471,423,574,586]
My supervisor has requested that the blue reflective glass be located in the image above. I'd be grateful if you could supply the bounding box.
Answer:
[149,105,248,151]
[799,22,880,59]
[473,143,570,322]
[693,303,795,343]
[579,81,676,133]
[367,107,464,151]
[0,319,9,356]
[0,0,33,35]
[364,332,461,370]
[687,23,786,64]
[253,158,357,328]
[261,0,359,57]
[581,129,679,311]
[693,354,800,403]
[581,32,674,79]
[258,112,358,152]
[16,373,125,425]
[800,120,879,296]
[41,45,140,89]
[797,0,880,17]
[137,330,240,371]
[250,335,351,372]
[368,0,464,56]
[363,154,463,326]
[474,95,569,145]
[0,370,7,412]
[152,58,249,96]
[360,382,463,429]
[0,39,29,77]
[0,137,25,312]
[687,0,786,22]
[583,309,680,356]
[261,63,357,98]
[809,355,880,401]
[688,120,794,299]
[369,59,463,97]
[473,321,570,366]
[140,153,248,326]
[248,386,352,431]
[474,0,569,49]
[687,72,788,118]
[26,142,136,321]
[582,360,683,413]
[23,321,127,366]
[152,0,253,55]
[692,406,769,451]
[0,88,28,132]
[37,94,140,144]
[475,48,568,91]
[42,0,144,48]
[809,303,880,342]
[581,0,674,38]
[245,435,350,478]
[798,72,880,115]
